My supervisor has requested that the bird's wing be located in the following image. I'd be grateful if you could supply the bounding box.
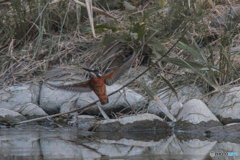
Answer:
[47,81,92,92]
[103,51,136,86]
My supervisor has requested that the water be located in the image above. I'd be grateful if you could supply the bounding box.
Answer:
[0,125,239,160]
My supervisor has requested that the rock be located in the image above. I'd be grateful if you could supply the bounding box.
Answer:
[76,83,147,115]
[175,99,222,131]
[41,81,146,116]
[208,86,240,124]
[119,66,153,85]
[60,96,79,118]
[76,115,98,130]
[89,113,171,132]
[42,67,147,115]
[0,108,26,124]
[39,81,81,114]
[19,103,48,119]
[148,84,202,118]
[0,82,40,112]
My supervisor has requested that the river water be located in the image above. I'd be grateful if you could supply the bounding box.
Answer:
[0,124,238,160]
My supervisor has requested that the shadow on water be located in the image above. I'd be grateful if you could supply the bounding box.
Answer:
[0,125,239,160]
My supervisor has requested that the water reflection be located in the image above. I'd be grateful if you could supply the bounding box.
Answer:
[0,125,239,160]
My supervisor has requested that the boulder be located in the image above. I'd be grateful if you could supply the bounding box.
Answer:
[89,113,171,132]
[119,66,153,85]
[39,81,81,114]
[148,84,202,118]
[0,82,40,111]
[208,86,240,124]
[41,81,146,116]
[0,108,26,124]
[77,83,147,115]
[175,99,222,131]
[19,103,48,119]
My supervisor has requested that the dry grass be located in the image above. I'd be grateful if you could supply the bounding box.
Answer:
[0,0,239,99]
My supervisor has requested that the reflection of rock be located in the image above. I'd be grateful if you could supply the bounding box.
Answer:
[169,136,216,158]
[208,86,240,124]
[175,99,222,131]
[92,131,172,141]
[20,102,48,119]
[148,134,216,158]
[77,83,147,116]
[90,113,171,132]
[0,129,41,157]
[0,82,40,111]
[148,85,202,118]
[40,138,101,160]
[205,123,240,143]
[210,141,240,159]
[0,108,26,124]
[83,141,146,158]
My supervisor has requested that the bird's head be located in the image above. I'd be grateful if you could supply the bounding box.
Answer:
[83,68,102,78]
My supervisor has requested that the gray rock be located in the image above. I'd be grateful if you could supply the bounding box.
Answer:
[0,108,26,124]
[90,113,171,132]
[41,80,146,116]
[60,95,79,118]
[77,83,147,115]
[119,66,153,85]
[0,82,40,111]
[175,99,222,131]
[39,81,81,114]
[208,86,240,124]
[148,84,202,118]
[19,103,48,119]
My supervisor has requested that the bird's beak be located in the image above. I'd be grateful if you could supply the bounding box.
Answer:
[83,67,94,72]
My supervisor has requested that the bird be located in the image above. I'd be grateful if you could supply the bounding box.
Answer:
[48,51,136,105]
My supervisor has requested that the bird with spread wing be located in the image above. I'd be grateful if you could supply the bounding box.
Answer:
[48,51,136,104]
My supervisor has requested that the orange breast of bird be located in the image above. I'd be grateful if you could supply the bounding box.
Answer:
[89,77,108,104]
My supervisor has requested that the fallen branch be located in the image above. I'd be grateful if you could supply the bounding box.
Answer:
[13,26,189,126]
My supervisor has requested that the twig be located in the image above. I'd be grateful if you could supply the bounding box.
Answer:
[12,26,189,126]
